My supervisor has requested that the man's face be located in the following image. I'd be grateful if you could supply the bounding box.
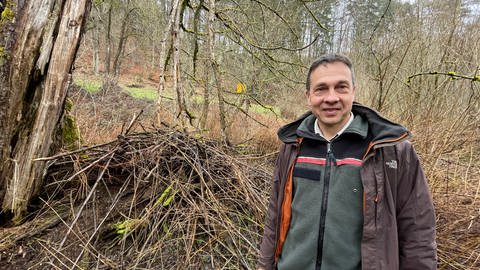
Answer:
[306,61,355,135]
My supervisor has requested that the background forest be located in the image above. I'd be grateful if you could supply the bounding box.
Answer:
[1,0,479,269]
[73,0,480,156]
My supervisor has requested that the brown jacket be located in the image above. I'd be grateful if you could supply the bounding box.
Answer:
[258,105,437,270]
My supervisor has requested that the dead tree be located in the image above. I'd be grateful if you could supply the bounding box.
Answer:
[0,0,90,222]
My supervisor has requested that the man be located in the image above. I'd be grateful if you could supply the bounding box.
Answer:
[257,54,437,270]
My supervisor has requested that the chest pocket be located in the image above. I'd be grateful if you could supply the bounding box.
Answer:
[293,166,321,182]
[381,146,399,204]
[374,146,399,224]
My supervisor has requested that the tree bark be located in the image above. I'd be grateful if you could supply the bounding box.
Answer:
[172,0,187,127]
[207,0,229,144]
[155,0,181,125]
[92,25,100,76]
[112,0,134,78]
[191,0,203,77]
[102,2,115,93]
[0,0,90,222]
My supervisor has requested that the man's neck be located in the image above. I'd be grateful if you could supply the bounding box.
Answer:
[314,112,354,141]
[321,128,339,141]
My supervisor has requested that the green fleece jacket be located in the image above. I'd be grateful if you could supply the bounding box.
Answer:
[258,103,437,270]
[277,113,369,270]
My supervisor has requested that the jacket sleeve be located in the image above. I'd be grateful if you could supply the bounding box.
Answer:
[257,144,285,270]
[396,141,437,270]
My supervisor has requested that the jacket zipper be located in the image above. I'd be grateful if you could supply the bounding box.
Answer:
[316,142,336,270]
[361,133,409,227]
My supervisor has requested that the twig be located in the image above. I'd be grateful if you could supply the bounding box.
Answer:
[33,141,115,162]
[407,71,480,85]
[124,108,145,135]
[222,99,269,128]
[57,151,115,251]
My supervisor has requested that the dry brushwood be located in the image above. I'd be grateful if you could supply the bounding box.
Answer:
[429,156,480,270]
[29,128,273,269]
[3,128,477,270]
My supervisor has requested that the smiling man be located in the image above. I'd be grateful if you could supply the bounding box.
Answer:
[257,54,437,270]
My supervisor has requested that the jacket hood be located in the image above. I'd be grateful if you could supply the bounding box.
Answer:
[277,103,411,144]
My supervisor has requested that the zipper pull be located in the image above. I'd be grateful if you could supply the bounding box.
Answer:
[327,143,337,165]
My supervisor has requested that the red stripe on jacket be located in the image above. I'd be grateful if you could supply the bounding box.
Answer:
[297,157,362,166]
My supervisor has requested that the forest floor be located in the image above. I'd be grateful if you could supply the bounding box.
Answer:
[0,79,479,269]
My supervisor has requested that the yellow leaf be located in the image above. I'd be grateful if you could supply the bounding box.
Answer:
[236,83,246,93]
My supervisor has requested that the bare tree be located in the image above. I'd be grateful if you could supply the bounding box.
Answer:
[155,0,181,125]
[207,0,229,144]
[97,0,139,93]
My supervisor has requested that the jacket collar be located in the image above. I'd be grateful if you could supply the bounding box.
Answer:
[277,103,411,144]
[295,113,368,141]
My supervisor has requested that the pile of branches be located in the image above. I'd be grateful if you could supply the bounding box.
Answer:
[36,128,273,269]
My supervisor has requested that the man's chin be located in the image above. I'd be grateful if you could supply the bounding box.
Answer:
[318,117,341,126]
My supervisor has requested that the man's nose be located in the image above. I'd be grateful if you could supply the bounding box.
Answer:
[324,89,339,103]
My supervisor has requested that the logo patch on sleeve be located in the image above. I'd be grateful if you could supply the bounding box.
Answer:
[386,160,397,169]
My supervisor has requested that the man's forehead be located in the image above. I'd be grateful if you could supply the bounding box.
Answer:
[316,61,350,70]
[314,78,351,84]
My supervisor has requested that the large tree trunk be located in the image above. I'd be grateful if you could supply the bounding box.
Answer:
[0,0,90,222]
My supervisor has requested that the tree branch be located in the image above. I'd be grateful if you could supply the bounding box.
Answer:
[222,98,269,128]
[299,0,329,31]
[407,71,480,85]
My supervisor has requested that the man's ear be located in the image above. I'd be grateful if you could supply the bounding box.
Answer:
[305,90,311,106]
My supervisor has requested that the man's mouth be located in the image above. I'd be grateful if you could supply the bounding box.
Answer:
[322,107,340,116]
[322,107,340,112]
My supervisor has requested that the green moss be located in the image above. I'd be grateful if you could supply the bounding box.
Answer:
[1,7,14,22]
[93,0,105,6]
[0,1,14,64]
[58,98,81,150]
[1,2,15,34]
[61,115,79,147]
[64,97,74,112]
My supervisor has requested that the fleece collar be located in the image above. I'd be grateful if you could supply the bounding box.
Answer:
[278,103,410,144]
[295,113,368,142]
